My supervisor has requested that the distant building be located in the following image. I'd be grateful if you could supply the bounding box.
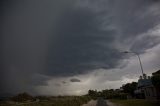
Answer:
[135,74,160,100]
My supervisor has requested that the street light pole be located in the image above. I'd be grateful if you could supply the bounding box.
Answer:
[123,51,145,77]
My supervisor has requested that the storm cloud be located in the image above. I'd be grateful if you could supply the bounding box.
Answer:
[45,0,160,77]
[70,78,81,82]
[1,0,160,95]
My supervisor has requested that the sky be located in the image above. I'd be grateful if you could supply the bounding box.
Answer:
[1,0,160,96]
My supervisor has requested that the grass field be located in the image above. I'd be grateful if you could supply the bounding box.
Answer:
[0,96,91,106]
[110,99,160,106]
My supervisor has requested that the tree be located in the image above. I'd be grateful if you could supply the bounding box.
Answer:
[88,90,99,99]
[11,92,33,102]
[151,70,160,87]
[88,90,98,96]
[122,82,137,97]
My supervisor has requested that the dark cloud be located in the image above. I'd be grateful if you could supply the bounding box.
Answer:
[1,0,160,95]
[62,81,67,84]
[70,78,81,82]
[45,0,160,77]
[0,0,75,95]
[131,35,160,53]
[55,83,61,87]
[46,4,123,77]
[30,74,50,86]
[152,0,160,2]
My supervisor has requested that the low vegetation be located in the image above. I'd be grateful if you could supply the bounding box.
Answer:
[88,89,128,100]
[110,99,160,106]
[87,82,138,100]
[0,94,91,106]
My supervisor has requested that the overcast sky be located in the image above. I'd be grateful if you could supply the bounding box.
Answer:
[1,0,160,96]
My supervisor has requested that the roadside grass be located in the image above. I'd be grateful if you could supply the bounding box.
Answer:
[0,96,91,106]
[110,99,160,106]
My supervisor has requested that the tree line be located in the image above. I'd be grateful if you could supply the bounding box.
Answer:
[7,70,160,102]
[87,81,137,100]
[87,70,160,99]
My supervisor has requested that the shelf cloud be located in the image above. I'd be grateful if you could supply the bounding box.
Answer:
[1,0,160,95]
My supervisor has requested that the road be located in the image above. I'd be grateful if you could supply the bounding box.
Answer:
[96,98,108,106]
[82,98,117,106]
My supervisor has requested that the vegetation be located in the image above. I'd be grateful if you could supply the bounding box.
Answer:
[88,89,128,100]
[110,99,160,106]
[151,70,160,87]
[88,82,137,99]
[34,96,90,106]
[122,82,137,97]
[0,94,91,106]
[11,92,33,102]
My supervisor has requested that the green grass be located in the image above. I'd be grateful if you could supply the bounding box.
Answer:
[110,99,160,106]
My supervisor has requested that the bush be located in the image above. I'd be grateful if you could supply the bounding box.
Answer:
[11,92,33,102]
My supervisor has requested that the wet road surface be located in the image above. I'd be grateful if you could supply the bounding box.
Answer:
[96,98,108,106]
